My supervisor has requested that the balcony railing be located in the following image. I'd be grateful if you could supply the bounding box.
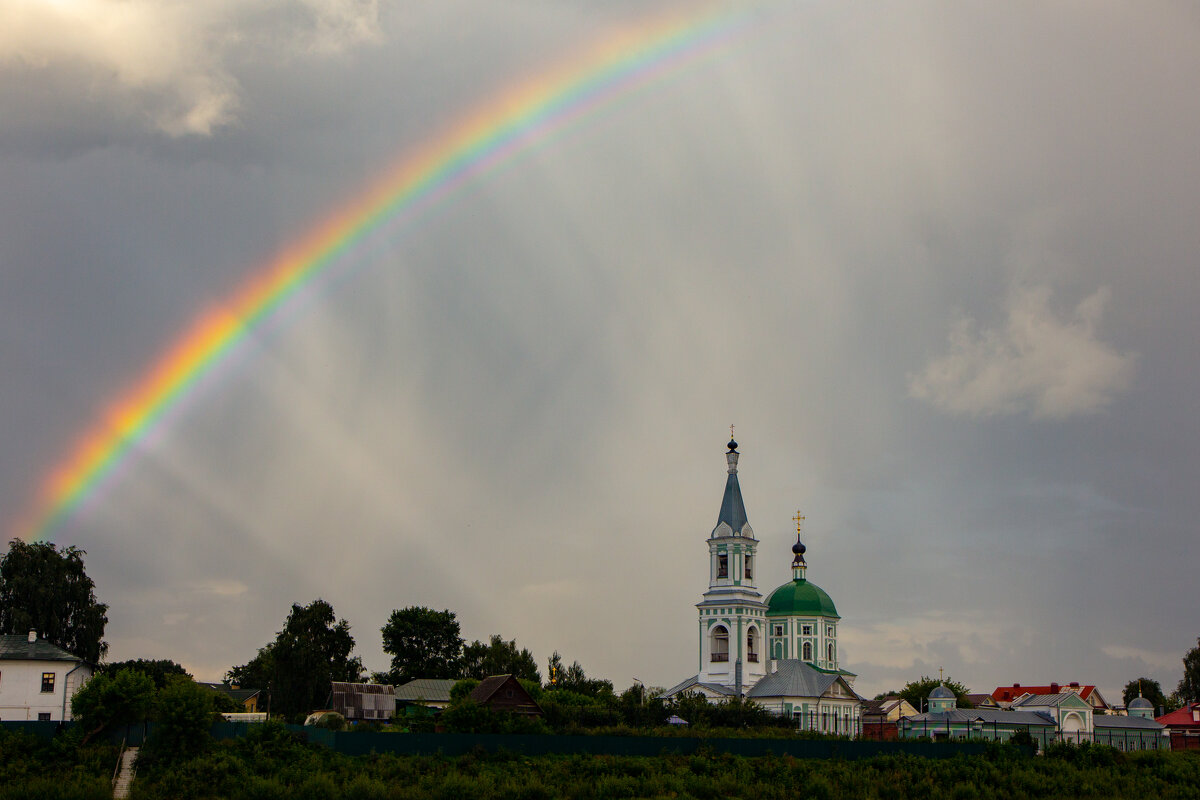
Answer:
[711,653,729,662]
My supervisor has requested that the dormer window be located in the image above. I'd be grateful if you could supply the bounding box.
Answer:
[717,554,728,579]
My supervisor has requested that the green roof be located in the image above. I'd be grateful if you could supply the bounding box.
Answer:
[765,579,839,618]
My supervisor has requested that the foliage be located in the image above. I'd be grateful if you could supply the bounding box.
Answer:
[438,699,550,734]
[899,675,973,710]
[315,711,347,731]
[1007,728,1038,750]
[380,606,463,684]
[141,676,215,765]
[449,678,480,704]
[460,634,541,682]
[227,642,275,689]
[544,651,614,697]
[117,734,1200,800]
[230,599,364,717]
[1122,676,1176,713]
[0,726,116,800]
[0,539,109,662]
[70,667,155,744]
[98,658,190,688]
[1178,637,1200,704]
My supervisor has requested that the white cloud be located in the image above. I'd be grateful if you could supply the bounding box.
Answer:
[909,284,1135,419]
[0,0,379,136]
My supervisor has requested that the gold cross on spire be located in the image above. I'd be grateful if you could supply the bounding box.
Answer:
[793,510,805,536]
[729,424,735,439]
[938,666,945,683]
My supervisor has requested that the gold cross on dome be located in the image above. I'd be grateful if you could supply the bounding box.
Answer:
[729,424,735,439]
[793,511,805,535]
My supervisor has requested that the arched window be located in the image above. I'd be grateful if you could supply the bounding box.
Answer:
[747,627,758,662]
[802,641,812,661]
[827,642,835,664]
[711,626,729,662]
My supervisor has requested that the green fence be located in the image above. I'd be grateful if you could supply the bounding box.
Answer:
[207,724,1006,759]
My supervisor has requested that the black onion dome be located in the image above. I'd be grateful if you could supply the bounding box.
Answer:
[727,438,738,452]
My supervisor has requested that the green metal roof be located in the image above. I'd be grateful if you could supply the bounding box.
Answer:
[765,579,839,618]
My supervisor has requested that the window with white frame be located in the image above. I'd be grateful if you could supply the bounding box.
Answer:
[711,626,729,662]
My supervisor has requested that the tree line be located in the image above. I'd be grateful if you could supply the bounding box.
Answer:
[6,538,1200,724]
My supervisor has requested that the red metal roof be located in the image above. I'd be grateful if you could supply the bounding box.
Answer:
[1156,703,1200,729]
[991,683,1104,706]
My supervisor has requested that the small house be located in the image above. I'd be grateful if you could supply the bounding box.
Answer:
[468,675,542,717]
[0,631,93,722]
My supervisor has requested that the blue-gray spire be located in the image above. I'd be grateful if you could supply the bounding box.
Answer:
[716,438,750,535]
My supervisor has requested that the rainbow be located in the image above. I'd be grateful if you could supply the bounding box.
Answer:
[15,3,761,541]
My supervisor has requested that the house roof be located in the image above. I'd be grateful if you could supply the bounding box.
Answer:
[0,634,85,663]
[197,682,261,703]
[662,675,736,698]
[395,678,458,704]
[1010,692,1091,709]
[965,694,998,708]
[748,659,861,701]
[1156,703,1200,728]
[902,708,1056,727]
[992,684,1106,706]
[1093,714,1164,731]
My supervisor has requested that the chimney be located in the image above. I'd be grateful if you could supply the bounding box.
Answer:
[27,630,36,643]
[1069,682,1080,690]
[1050,682,1060,693]
[1013,683,1020,688]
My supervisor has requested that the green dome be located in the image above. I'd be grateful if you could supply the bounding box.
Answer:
[765,579,839,618]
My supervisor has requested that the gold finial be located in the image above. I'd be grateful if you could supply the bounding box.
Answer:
[793,510,806,536]
[729,424,735,440]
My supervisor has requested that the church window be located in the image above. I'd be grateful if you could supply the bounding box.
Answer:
[827,625,834,637]
[744,555,753,580]
[711,626,729,662]
[802,625,812,636]
[827,642,835,663]
[41,673,55,693]
[717,555,728,579]
[802,641,812,661]
[747,628,758,662]
[773,624,783,637]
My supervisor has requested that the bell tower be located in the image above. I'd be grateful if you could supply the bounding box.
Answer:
[696,433,768,692]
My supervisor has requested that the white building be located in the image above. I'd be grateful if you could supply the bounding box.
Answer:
[0,631,93,722]
[664,438,863,734]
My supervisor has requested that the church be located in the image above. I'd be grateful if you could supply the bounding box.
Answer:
[663,436,864,735]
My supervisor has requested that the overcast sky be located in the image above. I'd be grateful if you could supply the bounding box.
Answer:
[2,0,1198,703]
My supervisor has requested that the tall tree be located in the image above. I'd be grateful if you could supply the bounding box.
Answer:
[229,599,363,717]
[381,607,463,684]
[1122,677,1173,713]
[898,675,973,711]
[0,539,108,662]
[460,634,541,683]
[1179,637,1200,705]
